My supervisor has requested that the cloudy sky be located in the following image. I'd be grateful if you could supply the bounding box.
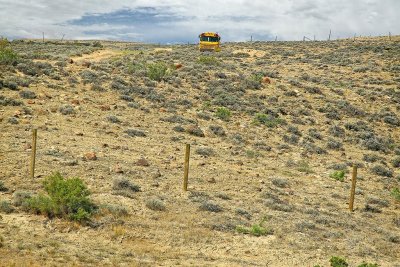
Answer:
[0,0,398,43]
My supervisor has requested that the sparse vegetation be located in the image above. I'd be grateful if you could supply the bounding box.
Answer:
[1,37,400,266]
[0,181,7,192]
[199,201,223,212]
[391,188,400,201]
[0,200,14,214]
[0,38,18,65]
[215,107,231,121]
[198,55,219,65]
[329,256,348,267]
[236,217,273,236]
[195,147,215,157]
[330,170,346,182]
[297,160,314,174]
[371,165,393,177]
[146,198,166,211]
[147,62,169,81]
[112,178,140,198]
[253,113,285,127]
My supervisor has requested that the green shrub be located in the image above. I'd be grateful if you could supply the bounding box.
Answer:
[357,262,378,267]
[297,160,314,174]
[330,256,349,267]
[12,191,32,206]
[0,39,18,65]
[330,170,346,182]
[25,172,96,222]
[253,113,285,128]
[147,62,169,81]
[392,157,400,168]
[236,217,273,236]
[391,188,400,201]
[215,107,231,121]
[0,181,7,192]
[0,200,14,214]
[127,62,146,75]
[197,56,219,65]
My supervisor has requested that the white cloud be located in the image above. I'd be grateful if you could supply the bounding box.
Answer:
[0,0,398,42]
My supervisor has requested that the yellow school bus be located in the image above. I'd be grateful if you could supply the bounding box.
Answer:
[199,32,221,52]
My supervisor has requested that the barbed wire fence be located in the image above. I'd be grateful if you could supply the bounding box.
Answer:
[0,124,175,182]
[1,125,360,211]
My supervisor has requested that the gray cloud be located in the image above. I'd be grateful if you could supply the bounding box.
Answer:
[0,0,399,42]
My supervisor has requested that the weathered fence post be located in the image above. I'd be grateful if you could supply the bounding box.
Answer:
[30,128,37,179]
[349,165,358,212]
[183,144,190,191]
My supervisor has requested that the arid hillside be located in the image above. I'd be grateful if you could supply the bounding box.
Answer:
[0,37,400,266]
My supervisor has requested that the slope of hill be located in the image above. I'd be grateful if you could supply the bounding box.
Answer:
[1,37,400,266]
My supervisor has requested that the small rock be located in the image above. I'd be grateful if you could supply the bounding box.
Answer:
[63,159,78,166]
[262,77,271,84]
[186,125,205,137]
[174,63,183,69]
[114,164,124,173]
[99,105,111,111]
[82,61,91,68]
[14,110,22,117]
[207,177,216,183]
[135,158,149,167]
[83,152,97,161]
[152,169,162,179]
[36,109,48,115]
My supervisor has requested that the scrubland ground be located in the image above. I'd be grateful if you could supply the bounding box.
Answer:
[0,37,400,266]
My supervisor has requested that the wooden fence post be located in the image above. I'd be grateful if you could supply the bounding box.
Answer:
[183,144,190,191]
[30,128,37,179]
[349,165,358,212]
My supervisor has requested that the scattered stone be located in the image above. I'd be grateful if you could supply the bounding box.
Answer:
[262,77,271,84]
[59,105,75,115]
[207,177,216,183]
[82,61,91,68]
[99,105,111,111]
[174,63,183,69]
[135,157,149,167]
[62,159,78,166]
[125,129,146,137]
[186,125,205,137]
[83,152,97,161]
[114,164,124,173]
[8,117,18,124]
[152,169,162,179]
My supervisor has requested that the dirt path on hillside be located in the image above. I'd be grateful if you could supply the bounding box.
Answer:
[71,49,122,63]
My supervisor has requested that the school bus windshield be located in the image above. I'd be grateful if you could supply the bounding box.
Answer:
[200,36,219,42]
